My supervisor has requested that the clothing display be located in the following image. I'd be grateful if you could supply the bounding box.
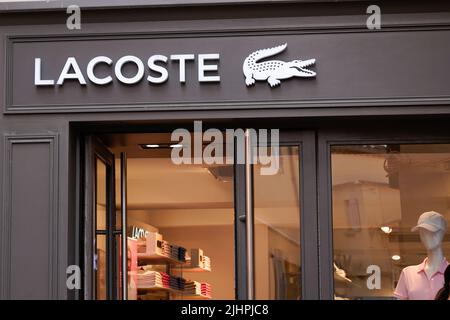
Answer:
[184,280,202,295]
[134,228,212,299]
[127,238,138,300]
[137,270,168,289]
[203,256,211,271]
[184,280,212,298]
[162,240,171,258]
[170,244,187,262]
[178,247,187,262]
[394,257,449,300]
[395,211,449,300]
[138,231,187,262]
[189,248,211,270]
[200,282,212,298]
[147,232,164,255]
[137,270,186,291]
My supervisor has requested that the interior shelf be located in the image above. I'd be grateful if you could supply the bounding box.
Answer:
[173,265,211,272]
[182,293,212,300]
[136,285,211,300]
[137,252,186,265]
[137,285,184,294]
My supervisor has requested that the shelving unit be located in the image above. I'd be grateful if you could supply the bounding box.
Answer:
[134,231,212,300]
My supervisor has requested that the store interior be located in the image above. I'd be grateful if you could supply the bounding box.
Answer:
[96,132,301,300]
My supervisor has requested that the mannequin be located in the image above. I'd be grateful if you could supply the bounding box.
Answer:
[419,228,445,279]
[394,211,448,300]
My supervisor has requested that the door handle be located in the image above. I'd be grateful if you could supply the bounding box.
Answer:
[245,129,255,300]
[120,152,128,300]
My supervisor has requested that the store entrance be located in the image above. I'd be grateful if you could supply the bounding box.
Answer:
[82,129,318,300]
[78,119,450,300]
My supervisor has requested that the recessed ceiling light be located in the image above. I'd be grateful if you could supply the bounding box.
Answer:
[140,143,184,149]
[392,255,401,261]
[380,226,393,234]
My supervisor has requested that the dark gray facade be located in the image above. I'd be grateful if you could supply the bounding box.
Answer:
[1,1,450,299]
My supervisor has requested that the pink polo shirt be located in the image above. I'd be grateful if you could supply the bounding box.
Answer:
[394,258,449,300]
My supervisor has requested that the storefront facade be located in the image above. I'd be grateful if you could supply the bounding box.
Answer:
[1,0,450,300]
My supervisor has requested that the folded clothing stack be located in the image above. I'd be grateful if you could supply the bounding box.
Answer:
[161,241,171,257]
[178,247,187,262]
[136,232,187,263]
[161,273,170,288]
[137,270,170,289]
[203,256,211,271]
[170,245,178,261]
[169,244,187,262]
[184,280,202,295]
[184,280,211,298]
[201,282,212,298]
[169,276,185,291]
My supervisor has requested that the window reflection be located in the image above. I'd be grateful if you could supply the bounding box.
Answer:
[254,146,301,300]
[332,144,450,300]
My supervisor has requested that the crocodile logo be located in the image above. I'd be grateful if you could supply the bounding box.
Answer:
[243,43,316,87]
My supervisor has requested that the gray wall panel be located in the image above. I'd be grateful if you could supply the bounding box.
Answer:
[2,134,59,299]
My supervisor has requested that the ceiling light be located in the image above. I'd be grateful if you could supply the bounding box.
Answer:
[380,226,393,234]
[144,144,160,148]
[140,143,183,150]
[392,255,401,261]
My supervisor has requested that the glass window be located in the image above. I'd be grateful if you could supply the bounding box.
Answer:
[254,146,301,300]
[95,158,108,299]
[95,234,107,300]
[96,159,107,230]
[332,144,450,300]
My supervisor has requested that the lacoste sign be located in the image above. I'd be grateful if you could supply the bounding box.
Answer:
[33,43,316,88]
[34,54,221,86]
[8,30,447,114]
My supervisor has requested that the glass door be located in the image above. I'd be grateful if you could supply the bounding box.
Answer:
[236,130,319,300]
[83,129,319,300]
[84,136,121,300]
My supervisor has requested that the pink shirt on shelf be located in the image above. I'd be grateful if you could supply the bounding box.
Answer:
[394,258,449,300]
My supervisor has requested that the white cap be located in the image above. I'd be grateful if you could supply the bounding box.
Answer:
[411,211,447,233]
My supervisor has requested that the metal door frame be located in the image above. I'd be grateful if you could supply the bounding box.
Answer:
[79,126,320,300]
[83,135,118,300]
[235,130,319,300]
